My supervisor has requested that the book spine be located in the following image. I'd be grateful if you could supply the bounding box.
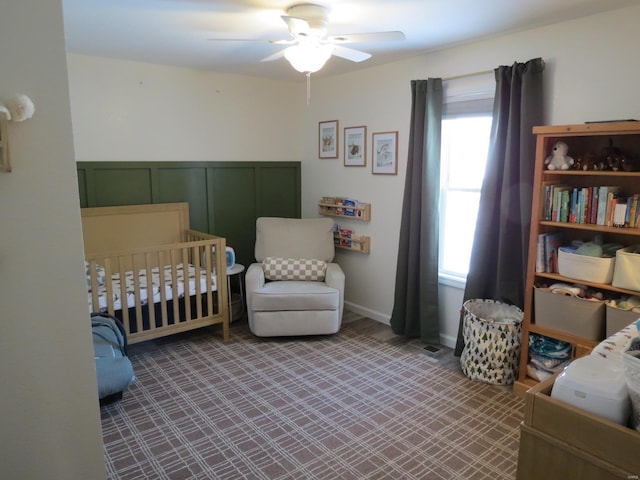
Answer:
[536,233,546,273]
[624,196,633,227]
[560,190,569,223]
[614,202,628,227]
[597,186,609,225]
[590,186,599,224]
[569,188,578,223]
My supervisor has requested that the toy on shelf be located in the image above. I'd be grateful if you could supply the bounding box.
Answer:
[545,141,574,170]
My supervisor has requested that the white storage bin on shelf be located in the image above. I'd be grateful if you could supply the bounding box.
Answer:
[612,245,640,290]
[558,247,615,285]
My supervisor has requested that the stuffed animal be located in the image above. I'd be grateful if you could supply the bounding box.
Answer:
[574,152,597,171]
[545,141,574,170]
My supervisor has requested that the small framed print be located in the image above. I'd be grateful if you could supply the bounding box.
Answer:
[344,126,367,167]
[319,120,339,159]
[372,131,398,175]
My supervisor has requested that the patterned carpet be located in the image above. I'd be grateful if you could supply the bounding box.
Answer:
[100,314,524,479]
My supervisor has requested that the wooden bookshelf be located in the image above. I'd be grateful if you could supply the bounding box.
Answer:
[514,121,640,397]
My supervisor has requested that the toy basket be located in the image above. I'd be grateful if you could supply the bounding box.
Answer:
[460,299,523,385]
[623,337,640,431]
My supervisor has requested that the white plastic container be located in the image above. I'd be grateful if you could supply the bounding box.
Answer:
[551,354,630,425]
[558,247,615,284]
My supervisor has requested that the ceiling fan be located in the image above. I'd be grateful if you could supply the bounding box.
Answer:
[210,3,405,75]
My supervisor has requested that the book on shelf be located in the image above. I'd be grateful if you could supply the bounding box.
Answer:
[590,186,599,224]
[542,183,640,229]
[535,232,565,273]
[606,191,625,227]
[545,232,564,273]
[597,186,622,225]
[559,189,570,223]
[629,194,640,228]
[613,202,628,227]
[541,182,557,221]
[582,187,591,224]
[536,233,546,273]
[547,185,570,222]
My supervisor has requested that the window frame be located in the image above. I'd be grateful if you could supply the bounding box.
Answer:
[438,74,495,288]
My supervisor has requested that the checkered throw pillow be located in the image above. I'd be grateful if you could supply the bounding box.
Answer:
[262,257,327,281]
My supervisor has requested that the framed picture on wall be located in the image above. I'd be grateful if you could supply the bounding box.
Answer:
[372,131,398,175]
[344,126,367,167]
[319,120,339,158]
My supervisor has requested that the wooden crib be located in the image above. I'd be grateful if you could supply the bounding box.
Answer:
[81,202,229,344]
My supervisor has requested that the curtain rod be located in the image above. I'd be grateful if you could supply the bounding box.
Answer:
[443,59,546,81]
[443,69,494,81]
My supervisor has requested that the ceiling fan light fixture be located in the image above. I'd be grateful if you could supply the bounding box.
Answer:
[284,43,334,73]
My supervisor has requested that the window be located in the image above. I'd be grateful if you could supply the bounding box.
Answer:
[439,115,492,284]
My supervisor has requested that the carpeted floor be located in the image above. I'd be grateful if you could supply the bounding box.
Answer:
[100,312,524,479]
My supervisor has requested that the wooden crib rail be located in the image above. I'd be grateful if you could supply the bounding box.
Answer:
[86,231,229,344]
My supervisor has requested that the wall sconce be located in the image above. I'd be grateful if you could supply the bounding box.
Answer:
[0,94,36,172]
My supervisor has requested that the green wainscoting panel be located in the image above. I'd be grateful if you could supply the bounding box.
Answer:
[210,166,257,269]
[258,166,301,218]
[156,166,209,233]
[77,169,87,207]
[77,161,301,267]
[92,168,153,206]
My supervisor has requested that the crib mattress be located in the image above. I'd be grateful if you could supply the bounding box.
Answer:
[88,263,217,312]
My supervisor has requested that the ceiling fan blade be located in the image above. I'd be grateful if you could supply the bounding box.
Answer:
[331,45,371,63]
[327,31,405,44]
[281,15,310,38]
[207,38,269,42]
[269,39,297,45]
[260,49,287,63]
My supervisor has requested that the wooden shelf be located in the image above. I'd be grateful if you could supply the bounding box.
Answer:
[527,324,599,349]
[516,121,640,397]
[539,220,640,235]
[319,196,372,253]
[534,271,640,296]
[318,198,371,221]
[334,234,370,254]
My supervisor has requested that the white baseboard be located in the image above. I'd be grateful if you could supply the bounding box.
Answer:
[345,301,458,350]
[344,301,390,325]
[439,334,457,349]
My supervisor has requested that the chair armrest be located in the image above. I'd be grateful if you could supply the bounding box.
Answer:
[325,263,345,291]
[245,263,265,293]
[245,263,265,326]
[325,263,345,319]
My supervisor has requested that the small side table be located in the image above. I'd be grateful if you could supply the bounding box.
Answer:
[226,263,245,322]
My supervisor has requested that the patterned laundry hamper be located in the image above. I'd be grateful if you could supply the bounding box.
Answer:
[460,299,524,385]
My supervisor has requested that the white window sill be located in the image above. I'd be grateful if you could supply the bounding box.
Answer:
[438,272,466,290]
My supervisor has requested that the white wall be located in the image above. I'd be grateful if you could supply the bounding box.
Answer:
[67,54,301,162]
[66,5,640,348]
[0,1,106,479]
[298,5,640,346]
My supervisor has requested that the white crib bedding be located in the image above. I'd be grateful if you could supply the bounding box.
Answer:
[88,263,217,312]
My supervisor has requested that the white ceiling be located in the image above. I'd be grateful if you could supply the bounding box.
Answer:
[62,0,638,82]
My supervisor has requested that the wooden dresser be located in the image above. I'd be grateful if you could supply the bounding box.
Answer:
[516,375,640,479]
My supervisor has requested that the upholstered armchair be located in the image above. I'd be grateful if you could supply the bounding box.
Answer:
[245,217,345,337]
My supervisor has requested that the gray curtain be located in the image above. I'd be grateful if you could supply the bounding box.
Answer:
[390,79,443,344]
[454,58,544,356]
